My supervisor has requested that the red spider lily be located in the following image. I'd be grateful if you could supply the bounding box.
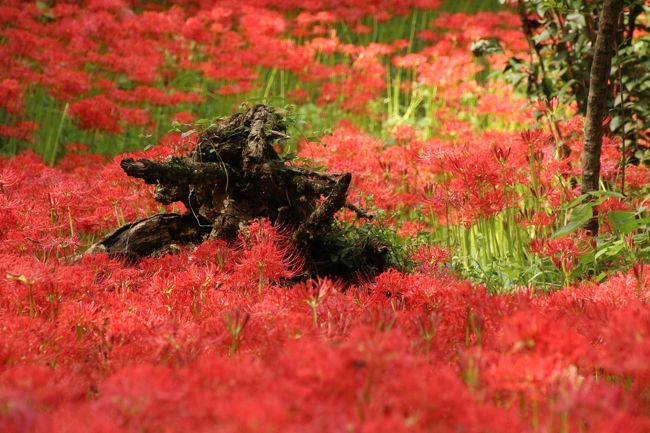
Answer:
[69,96,123,134]
[411,244,451,276]
[530,235,591,276]
[588,303,650,384]
[491,143,512,165]
[233,219,304,294]
[0,121,37,142]
[0,79,24,114]
[296,278,336,326]
[392,53,428,68]
[40,68,91,100]
[0,2,649,431]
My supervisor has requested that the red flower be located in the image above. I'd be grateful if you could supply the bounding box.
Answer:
[233,219,303,294]
[69,96,122,133]
[0,121,37,142]
[0,79,23,114]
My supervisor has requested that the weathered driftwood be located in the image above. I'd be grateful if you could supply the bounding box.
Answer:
[89,104,389,277]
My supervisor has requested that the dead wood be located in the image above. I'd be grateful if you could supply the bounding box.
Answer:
[86,214,211,259]
[89,104,390,278]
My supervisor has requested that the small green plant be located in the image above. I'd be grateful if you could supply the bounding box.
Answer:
[303,279,332,326]
[6,273,37,318]
[554,190,650,283]
[416,311,442,353]
[223,309,250,356]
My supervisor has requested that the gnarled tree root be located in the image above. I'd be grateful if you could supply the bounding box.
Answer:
[88,105,389,278]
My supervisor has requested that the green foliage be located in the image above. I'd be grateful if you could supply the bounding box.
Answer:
[422,186,649,292]
[500,0,593,110]
[612,33,650,164]
[499,1,649,155]
[329,215,418,276]
[555,190,649,285]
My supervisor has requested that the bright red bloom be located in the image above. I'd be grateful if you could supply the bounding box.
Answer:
[0,79,23,114]
[69,96,122,133]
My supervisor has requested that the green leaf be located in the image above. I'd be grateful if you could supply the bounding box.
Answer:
[578,250,595,265]
[595,241,614,260]
[607,211,644,234]
[604,242,625,257]
[562,190,625,210]
[563,194,589,210]
[552,203,593,238]
[533,28,553,45]
[594,272,608,282]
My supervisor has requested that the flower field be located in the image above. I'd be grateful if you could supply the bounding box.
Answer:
[1,1,650,432]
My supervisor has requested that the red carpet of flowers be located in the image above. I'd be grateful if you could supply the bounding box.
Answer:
[1,1,650,432]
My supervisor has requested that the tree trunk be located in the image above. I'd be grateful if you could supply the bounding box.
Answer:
[581,0,623,234]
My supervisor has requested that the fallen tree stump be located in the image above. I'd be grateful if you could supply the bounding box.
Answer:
[89,104,390,278]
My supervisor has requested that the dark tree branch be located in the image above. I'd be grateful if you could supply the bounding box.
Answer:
[86,214,210,259]
[345,202,374,220]
[294,173,351,247]
[121,157,236,185]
